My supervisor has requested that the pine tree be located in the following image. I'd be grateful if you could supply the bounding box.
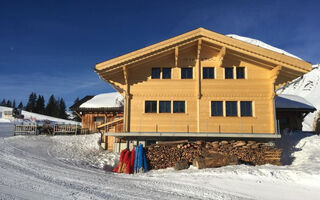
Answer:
[0,99,6,106]
[17,102,24,109]
[26,92,37,112]
[6,100,12,107]
[46,95,59,117]
[58,98,67,119]
[12,100,16,108]
[35,95,45,114]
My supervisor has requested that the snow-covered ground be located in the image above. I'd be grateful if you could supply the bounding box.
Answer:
[0,106,80,125]
[0,132,319,199]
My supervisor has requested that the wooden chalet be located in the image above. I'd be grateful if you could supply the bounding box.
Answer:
[70,93,123,150]
[93,28,313,152]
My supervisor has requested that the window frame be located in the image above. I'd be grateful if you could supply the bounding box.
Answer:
[173,101,185,113]
[145,100,157,113]
[240,101,252,117]
[181,67,193,79]
[162,68,172,79]
[203,67,215,79]
[211,101,223,116]
[151,68,161,79]
[226,101,238,116]
[93,116,104,123]
[236,67,245,79]
[159,101,171,113]
[225,67,234,79]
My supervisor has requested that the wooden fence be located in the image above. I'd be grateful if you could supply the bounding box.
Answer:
[14,125,37,136]
[53,124,78,135]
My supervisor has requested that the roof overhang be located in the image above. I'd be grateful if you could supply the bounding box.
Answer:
[95,28,312,76]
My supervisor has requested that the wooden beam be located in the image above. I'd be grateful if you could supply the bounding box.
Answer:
[175,46,179,67]
[217,46,226,67]
[74,111,82,120]
[196,39,202,133]
[269,65,282,79]
[122,66,130,133]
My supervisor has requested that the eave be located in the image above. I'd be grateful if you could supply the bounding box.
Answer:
[95,27,312,76]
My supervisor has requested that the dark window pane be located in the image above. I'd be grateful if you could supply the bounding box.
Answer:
[93,116,104,123]
[211,101,223,116]
[225,67,234,79]
[151,68,160,79]
[226,101,237,116]
[181,68,193,79]
[159,101,171,113]
[241,101,252,116]
[145,101,157,113]
[203,67,214,79]
[173,101,185,113]
[237,67,245,79]
[162,68,171,79]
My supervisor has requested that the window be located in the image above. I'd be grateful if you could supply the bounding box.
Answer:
[93,116,104,123]
[226,101,237,116]
[173,101,185,113]
[151,68,160,79]
[159,101,171,113]
[211,101,223,116]
[237,67,245,79]
[181,68,193,79]
[225,67,234,79]
[203,67,215,79]
[145,101,157,113]
[162,68,171,79]
[241,101,252,116]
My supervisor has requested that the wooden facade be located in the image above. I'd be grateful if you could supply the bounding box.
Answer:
[95,28,312,141]
[70,98,123,150]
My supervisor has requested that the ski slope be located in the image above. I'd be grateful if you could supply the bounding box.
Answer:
[0,133,319,200]
[0,106,80,125]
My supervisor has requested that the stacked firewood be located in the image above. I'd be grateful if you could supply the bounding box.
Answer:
[145,140,282,170]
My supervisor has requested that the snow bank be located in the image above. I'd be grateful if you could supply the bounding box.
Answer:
[277,64,320,130]
[80,92,123,108]
[49,133,119,170]
[227,34,302,60]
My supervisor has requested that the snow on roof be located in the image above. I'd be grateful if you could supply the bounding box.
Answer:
[79,92,123,108]
[226,34,302,60]
[275,94,315,110]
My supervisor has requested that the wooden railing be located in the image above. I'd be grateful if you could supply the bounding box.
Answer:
[14,125,37,136]
[53,124,78,135]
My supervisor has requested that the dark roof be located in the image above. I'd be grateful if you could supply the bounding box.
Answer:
[275,94,316,112]
[69,96,94,111]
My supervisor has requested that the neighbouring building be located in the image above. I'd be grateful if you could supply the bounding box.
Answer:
[93,28,312,151]
[70,92,124,149]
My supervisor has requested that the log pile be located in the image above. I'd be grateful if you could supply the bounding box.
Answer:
[145,140,282,170]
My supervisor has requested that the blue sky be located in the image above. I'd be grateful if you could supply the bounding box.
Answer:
[0,0,319,107]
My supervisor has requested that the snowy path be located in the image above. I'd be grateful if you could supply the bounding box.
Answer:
[0,134,319,200]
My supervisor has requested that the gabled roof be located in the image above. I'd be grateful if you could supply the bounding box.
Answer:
[69,96,94,111]
[95,27,312,74]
